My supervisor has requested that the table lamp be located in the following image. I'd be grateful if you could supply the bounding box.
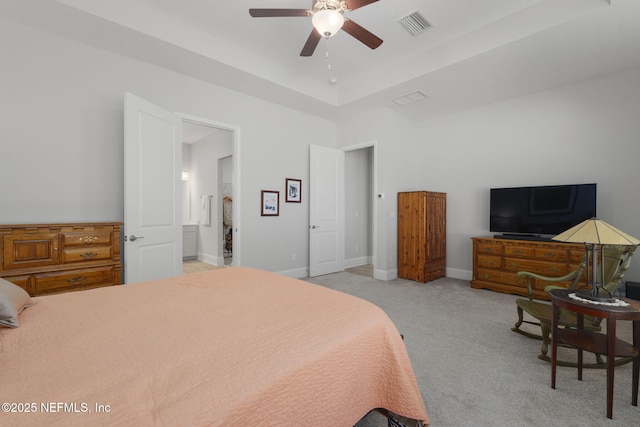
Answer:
[552,218,640,302]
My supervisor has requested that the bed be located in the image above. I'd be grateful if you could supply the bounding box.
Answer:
[1,267,429,426]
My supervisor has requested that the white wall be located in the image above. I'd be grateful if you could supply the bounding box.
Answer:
[4,18,640,282]
[338,67,640,281]
[0,19,336,275]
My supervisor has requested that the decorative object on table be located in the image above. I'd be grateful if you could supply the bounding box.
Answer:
[285,178,302,203]
[261,190,280,216]
[552,218,640,302]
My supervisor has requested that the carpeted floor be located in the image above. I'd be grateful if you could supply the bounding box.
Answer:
[305,272,639,427]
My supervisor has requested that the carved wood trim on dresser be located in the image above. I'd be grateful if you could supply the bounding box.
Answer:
[0,222,122,296]
[471,237,586,300]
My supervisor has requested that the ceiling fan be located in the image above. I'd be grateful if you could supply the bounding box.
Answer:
[249,0,383,57]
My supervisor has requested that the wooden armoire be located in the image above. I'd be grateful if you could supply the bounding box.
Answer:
[397,191,446,283]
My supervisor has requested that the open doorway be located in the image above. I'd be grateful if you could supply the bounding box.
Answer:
[344,143,376,278]
[180,116,240,269]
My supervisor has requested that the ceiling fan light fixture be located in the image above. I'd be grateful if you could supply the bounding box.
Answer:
[312,9,344,38]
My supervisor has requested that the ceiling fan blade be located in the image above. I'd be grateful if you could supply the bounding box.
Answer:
[344,0,379,11]
[342,20,383,50]
[300,29,322,57]
[249,9,310,18]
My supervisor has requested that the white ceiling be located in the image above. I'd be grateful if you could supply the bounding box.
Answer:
[2,0,640,121]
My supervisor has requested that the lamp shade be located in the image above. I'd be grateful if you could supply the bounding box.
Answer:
[552,218,640,245]
[312,9,344,37]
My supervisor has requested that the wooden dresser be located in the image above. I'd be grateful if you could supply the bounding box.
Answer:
[0,222,122,296]
[398,191,446,283]
[471,236,586,300]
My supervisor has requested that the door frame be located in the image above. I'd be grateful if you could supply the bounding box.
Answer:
[342,140,378,279]
[177,113,242,266]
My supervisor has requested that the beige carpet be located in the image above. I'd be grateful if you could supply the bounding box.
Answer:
[306,272,638,427]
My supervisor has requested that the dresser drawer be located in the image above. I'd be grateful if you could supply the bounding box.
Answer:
[533,248,568,262]
[476,269,525,287]
[504,246,534,258]
[62,230,113,247]
[503,258,567,276]
[34,266,116,295]
[61,246,113,263]
[476,243,502,256]
[477,254,501,269]
[570,249,587,263]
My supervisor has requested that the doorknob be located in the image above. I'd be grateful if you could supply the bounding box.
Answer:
[310,225,319,229]
[128,235,144,242]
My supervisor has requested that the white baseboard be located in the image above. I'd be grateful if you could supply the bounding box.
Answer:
[373,267,471,282]
[374,268,397,281]
[198,253,224,266]
[276,267,309,279]
[447,268,472,281]
[344,256,373,269]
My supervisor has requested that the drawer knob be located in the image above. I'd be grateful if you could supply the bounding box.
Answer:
[80,252,98,259]
[79,236,99,243]
[67,276,87,284]
[513,250,523,255]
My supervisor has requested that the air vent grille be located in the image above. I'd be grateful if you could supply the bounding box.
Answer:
[391,91,428,106]
[398,11,431,36]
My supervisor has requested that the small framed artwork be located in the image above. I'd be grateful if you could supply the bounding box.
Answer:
[261,190,279,216]
[286,178,302,203]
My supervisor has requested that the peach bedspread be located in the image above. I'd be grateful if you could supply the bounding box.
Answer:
[0,267,428,426]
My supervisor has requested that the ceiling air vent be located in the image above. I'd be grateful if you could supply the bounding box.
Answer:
[398,11,431,36]
[391,91,428,106]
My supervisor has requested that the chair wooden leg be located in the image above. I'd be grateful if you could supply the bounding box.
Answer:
[540,321,551,357]
[514,305,524,330]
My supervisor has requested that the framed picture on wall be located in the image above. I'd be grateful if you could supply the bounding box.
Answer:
[286,178,302,203]
[261,190,279,216]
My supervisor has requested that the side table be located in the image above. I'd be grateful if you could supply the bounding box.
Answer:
[550,289,640,419]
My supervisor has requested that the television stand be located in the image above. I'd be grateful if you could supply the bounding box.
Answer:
[471,237,586,300]
[494,233,552,242]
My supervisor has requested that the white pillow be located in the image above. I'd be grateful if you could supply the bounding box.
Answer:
[0,278,36,328]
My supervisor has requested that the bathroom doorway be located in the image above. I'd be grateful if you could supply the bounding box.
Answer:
[181,116,239,268]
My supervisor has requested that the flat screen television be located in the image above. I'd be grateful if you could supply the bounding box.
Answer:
[490,183,596,237]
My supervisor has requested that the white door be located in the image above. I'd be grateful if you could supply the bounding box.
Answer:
[124,93,182,283]
[309,144,345,277]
